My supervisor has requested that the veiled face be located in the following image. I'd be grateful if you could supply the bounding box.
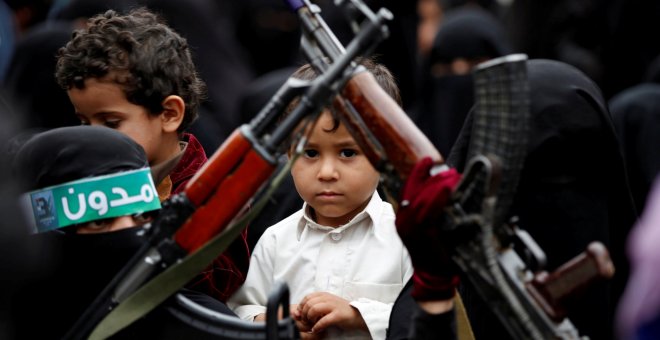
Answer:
[75,214,154,234]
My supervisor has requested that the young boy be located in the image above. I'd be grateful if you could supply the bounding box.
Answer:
[228,60,412,339]
[54,8,248,302]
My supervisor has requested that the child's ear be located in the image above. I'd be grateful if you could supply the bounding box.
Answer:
[160,95,185,133]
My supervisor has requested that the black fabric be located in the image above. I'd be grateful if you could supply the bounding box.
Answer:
[3,21,79,130]
[644,55,660,84]
[51,0,136,19]
[115,289,238,340]
[408,306,456,340]
[413,6,512,157]
[10,227,146,339]
[10,228,239,339]
[416,74,474,157]
[448,59,637,340]
[13,125,148,191]
[609,83,660,213]
[387,279,457,340]
[0,89,40,340]
[238,66,296,126]
[387,279,418,339]
[428,7,511,65]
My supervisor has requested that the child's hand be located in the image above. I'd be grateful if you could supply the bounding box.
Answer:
[254,304,297,323]
[292,302,321,339]
[294,292,367,335]
[290,304,309,330]
[291,304,320,339]
[292,319,322,340]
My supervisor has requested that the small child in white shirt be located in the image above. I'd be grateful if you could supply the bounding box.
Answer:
[228,59,412,339]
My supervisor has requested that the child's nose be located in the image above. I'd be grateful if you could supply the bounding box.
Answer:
[317,157,339,180]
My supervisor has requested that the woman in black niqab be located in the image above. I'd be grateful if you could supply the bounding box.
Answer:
[448,59,637,340]
[413,6,512,157]
[609,83,660,214]
[10,126,237,339]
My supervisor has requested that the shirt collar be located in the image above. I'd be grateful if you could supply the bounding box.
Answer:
[296,190,384,240]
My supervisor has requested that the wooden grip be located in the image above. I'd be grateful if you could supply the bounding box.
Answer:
[176,130,275,253]
[185,130,254,206]
[335,71,442,180]
[526,242,615,321]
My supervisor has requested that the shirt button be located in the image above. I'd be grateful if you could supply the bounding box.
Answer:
[331,233,342,241]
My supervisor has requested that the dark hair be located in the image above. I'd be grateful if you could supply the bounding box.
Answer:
[55,8,206,132]
[286,57,401,134]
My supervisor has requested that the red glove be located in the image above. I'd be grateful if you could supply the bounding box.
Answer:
[396,157,462,301]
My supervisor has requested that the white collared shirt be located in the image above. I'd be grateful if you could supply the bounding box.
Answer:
[228,192,413,339]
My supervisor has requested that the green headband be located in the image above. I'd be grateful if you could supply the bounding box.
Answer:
[21,168,161,234]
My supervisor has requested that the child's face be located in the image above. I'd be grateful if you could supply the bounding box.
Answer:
[291,111,380,227]
[67,76,167,165]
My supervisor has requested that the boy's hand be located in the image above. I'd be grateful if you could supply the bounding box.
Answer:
[293,319,322,340]
[254,303,298,323]
[293,292,367,335]
[290,304,321,339]
[396,157,462,301]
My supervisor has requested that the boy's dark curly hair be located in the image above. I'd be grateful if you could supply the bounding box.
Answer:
[55,7,206,132]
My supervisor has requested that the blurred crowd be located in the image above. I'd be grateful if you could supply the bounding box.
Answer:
[3,0,660,151]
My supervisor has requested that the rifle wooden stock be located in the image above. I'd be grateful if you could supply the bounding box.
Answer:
[335,71,442,180]
[526,242,615,322]
[175,129,275,253]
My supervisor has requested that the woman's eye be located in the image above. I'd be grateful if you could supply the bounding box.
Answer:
[132,212,155,225]
[104,120,120,129]
[303,149,319,158]
[339,149,357,158]
[85,218,113,229]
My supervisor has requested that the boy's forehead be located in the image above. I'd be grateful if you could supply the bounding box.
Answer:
[289,110,363,150]
[307,123,360,147]
[308,112,344,134]
[68,79,127,110]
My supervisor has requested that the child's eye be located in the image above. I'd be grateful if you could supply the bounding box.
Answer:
[303,149,319,158]
[339,149,357,158]
[104,120,121,129]
[80,120,90,126]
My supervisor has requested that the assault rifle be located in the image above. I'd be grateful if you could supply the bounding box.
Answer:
[64,1,612,339]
